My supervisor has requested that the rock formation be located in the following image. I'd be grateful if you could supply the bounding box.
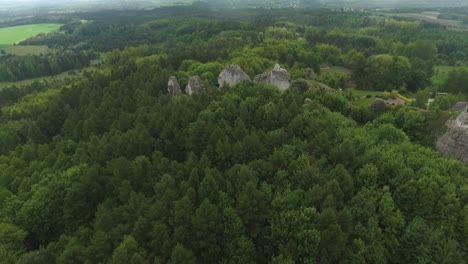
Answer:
[167,76,181,96]
[186,75,205,95]
[218,64,250,87]
[254,63,290,90]
[436,106,468,164]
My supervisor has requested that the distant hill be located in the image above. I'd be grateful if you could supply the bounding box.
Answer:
[0,0,465,11]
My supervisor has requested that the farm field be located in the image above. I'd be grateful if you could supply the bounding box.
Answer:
[378,11,467,30]
[0,23,62,47]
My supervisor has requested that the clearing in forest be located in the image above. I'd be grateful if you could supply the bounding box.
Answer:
[3,45,50,55]
[432,65,468,87]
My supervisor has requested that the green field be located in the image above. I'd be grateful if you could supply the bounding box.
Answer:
[432,65,468,87]
[0,23,62,46]
[4,45,50,56]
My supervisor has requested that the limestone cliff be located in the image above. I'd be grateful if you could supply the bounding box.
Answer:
[436,106,468,164]
[167,76,181,96]
[218,64,250,87]
[254,63,290,90]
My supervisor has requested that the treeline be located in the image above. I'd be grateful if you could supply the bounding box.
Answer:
[0,50,95,82]
[18,7,468,92]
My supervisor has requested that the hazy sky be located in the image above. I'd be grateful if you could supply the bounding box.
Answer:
[0,0,465,8]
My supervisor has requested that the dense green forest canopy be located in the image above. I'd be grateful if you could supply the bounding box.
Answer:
[0,5,467,264]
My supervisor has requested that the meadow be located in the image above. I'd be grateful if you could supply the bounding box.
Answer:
[432,65,468,87]
[0,23,62,47]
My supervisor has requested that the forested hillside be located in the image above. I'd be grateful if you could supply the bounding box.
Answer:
[0,6,467,263]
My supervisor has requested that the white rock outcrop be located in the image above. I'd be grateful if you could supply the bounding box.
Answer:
[218,64,250,87]
[167,76,182,96]
[186,75,205,95]
[254,63,290,90]
[436,106,468,164]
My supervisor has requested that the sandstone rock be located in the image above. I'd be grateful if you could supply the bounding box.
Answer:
[254,63,290,90]
[218,64,250,87]
[186,75,205,95]
[167,76,181,96]
[436,106,468,164]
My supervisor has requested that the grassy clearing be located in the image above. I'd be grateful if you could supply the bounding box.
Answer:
[0,72,70,90]
[0,23,62,45]
[345,89,382,97]
[4,45,50,56]
[344,88,384,107]
[432,65,468,87]
[344,88,412,108]
[0,67,95,90]
[0,44,9,50]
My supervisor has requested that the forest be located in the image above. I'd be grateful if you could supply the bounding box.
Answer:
[0,5,467,264]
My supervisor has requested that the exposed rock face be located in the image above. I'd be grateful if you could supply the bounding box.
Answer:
[218,64,250,87]
[436,106,468,164]
[254,63,290,90]
[167,76,181,96]
[186,75,205,95]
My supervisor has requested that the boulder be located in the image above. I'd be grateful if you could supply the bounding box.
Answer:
[436,106,468,164]
[186,75,205,95]
[218,64,250,87]
[254,63,290,90]
[167,76,181,96]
